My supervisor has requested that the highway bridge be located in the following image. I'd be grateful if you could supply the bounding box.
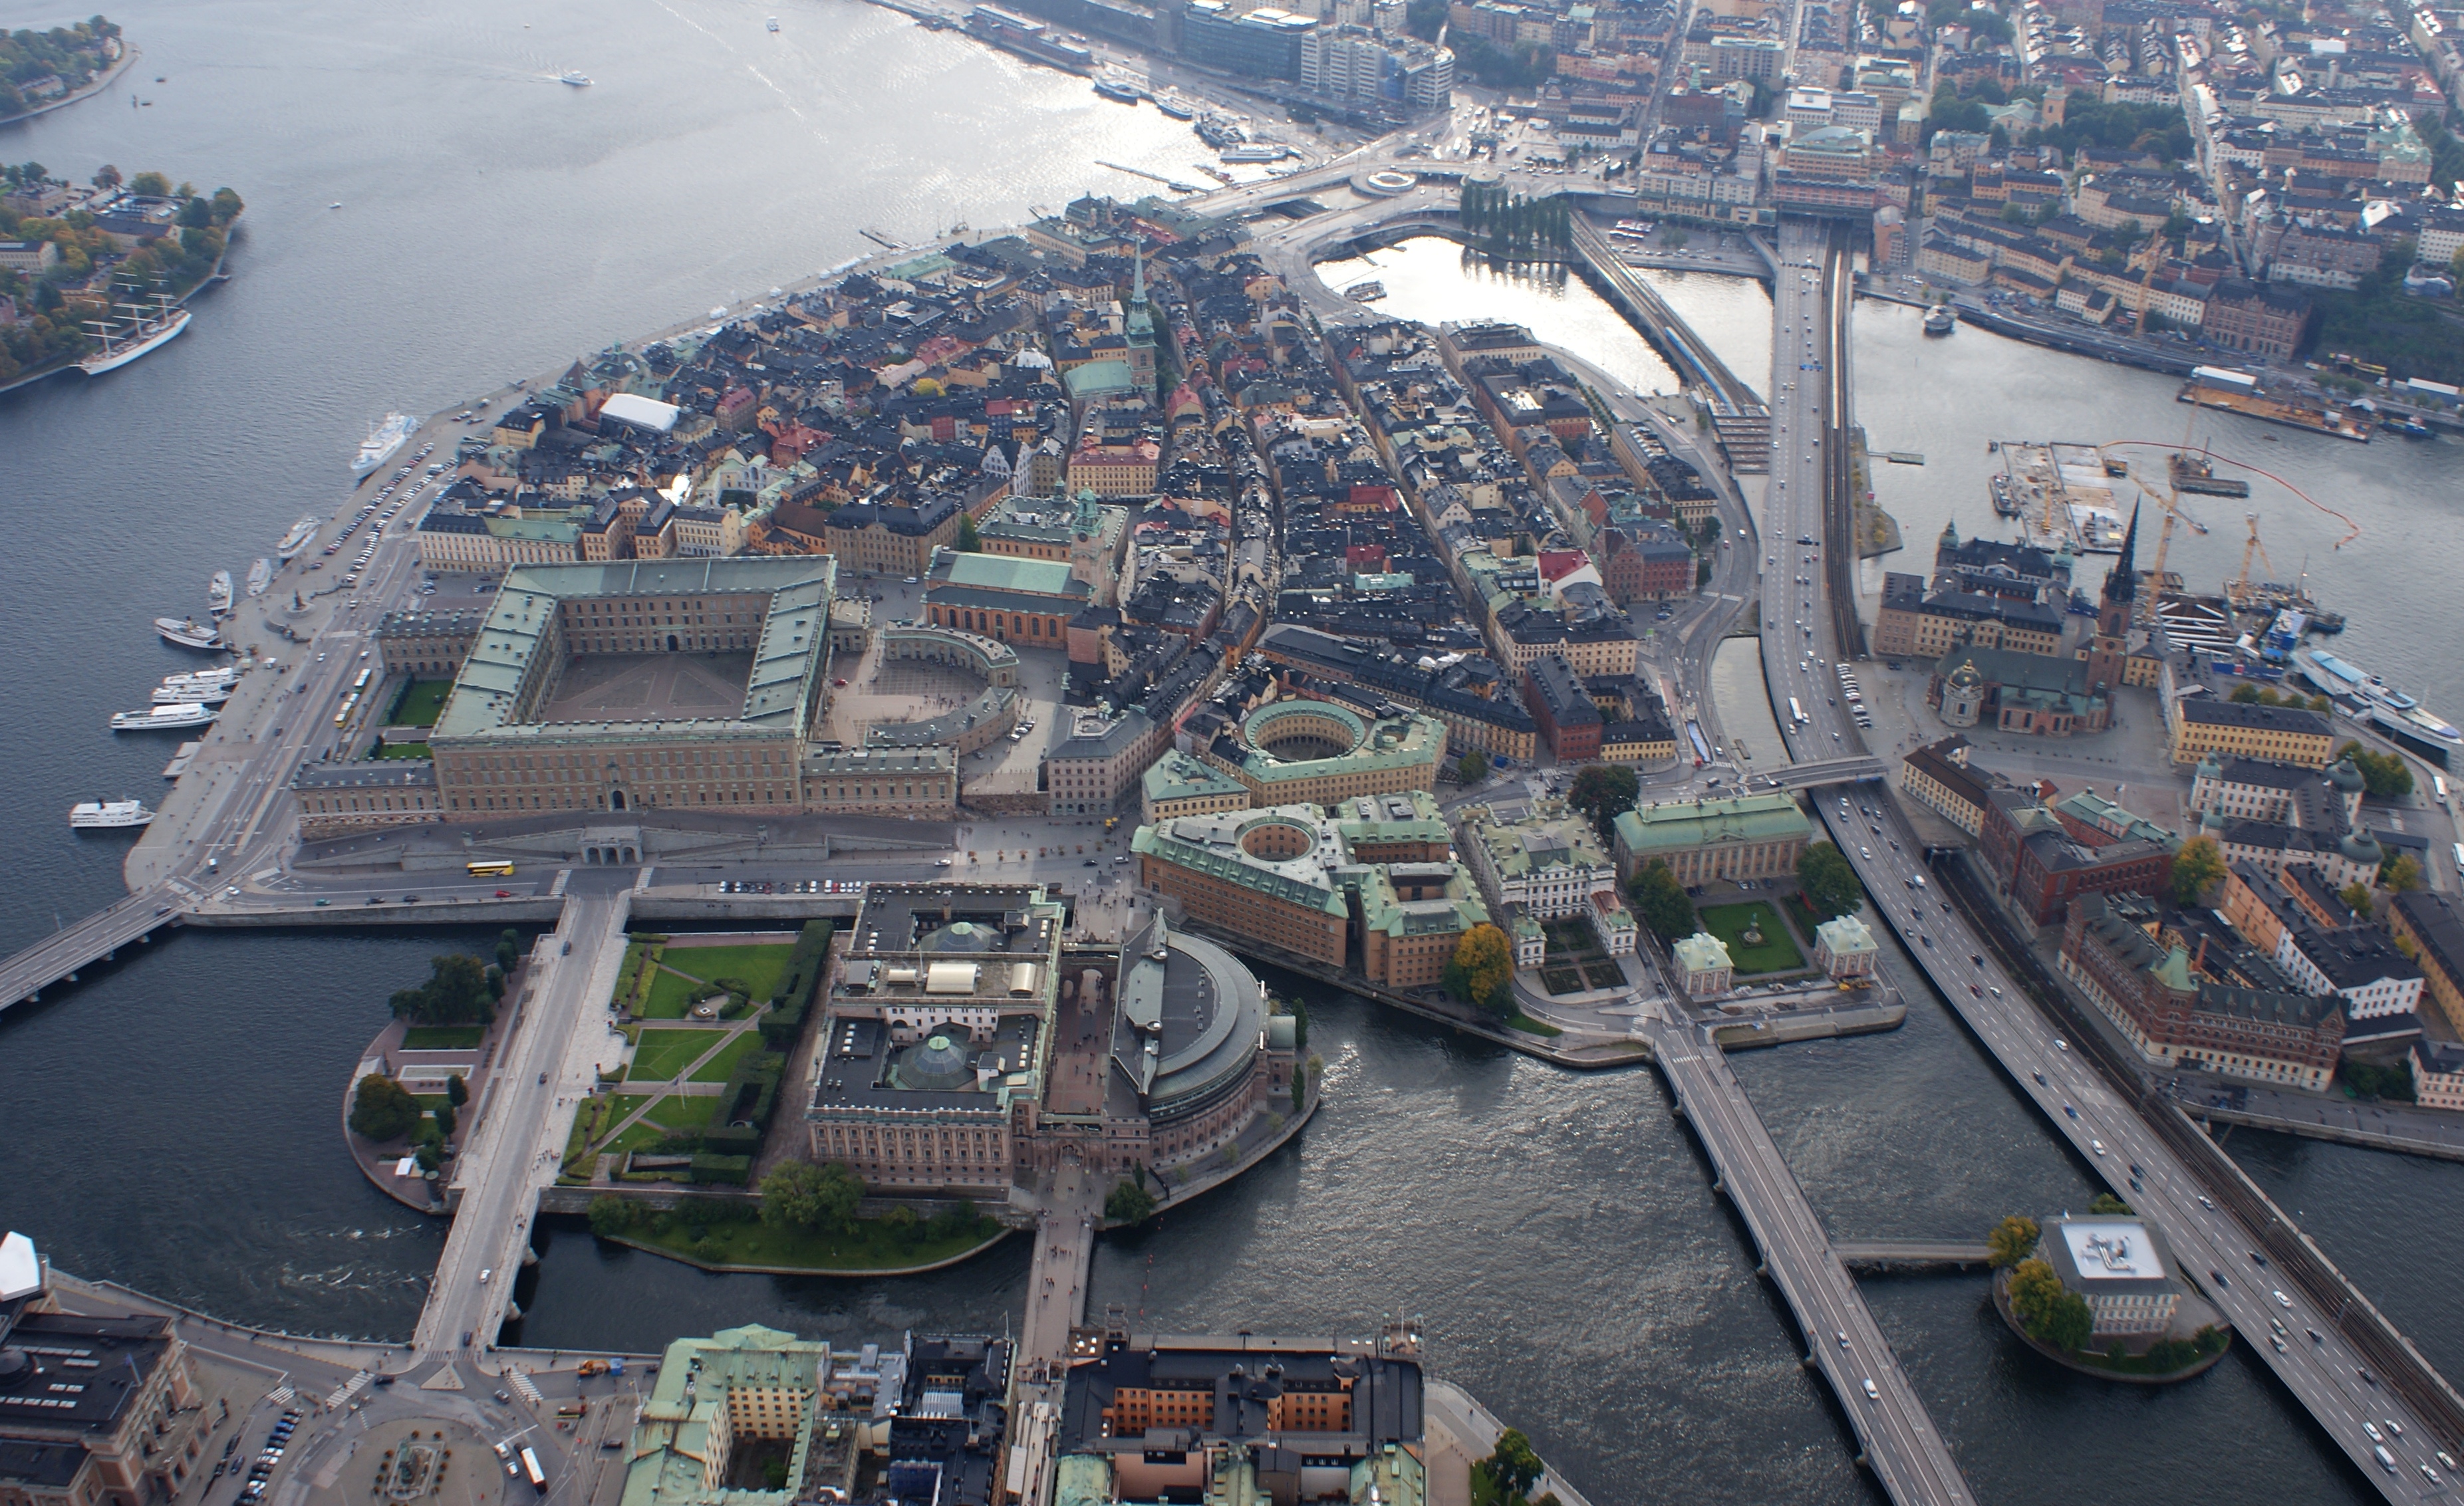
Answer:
[1751,756,1885,791]
[1651,1015,1977,1505]
[1764,213,2464,1501]
[0,886,184,1015]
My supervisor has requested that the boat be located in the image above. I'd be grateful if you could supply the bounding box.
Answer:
[1345,280,1385,302]
[112,703,218,731]
[246,558,273,597]
[2296,647,2462,743]
[1220,144,1288,162]
[353,413,415,475]
[2382,417,2433,439]
[560,70,592,86]
[206,570,234,616]
[1988,473,2022,517]
[277,517,320,561]
[79,305,190,376]
[1093,77,1142,102]
[2167,451,2250,497]
[70,798,155,830]
[162,670,237,691]
[1923,305,1956,335]
[155,617,223,651]
[767,15,779,29]
[1153,90,1196,119]
[153,681,232,705]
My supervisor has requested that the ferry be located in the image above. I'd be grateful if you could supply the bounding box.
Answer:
[112,703,218,732]
[2296,647,2462,743]
[1093,76,1142,103]
[1923,305,1956,335]
[80,306,190,376]
[70,798,155,830]
[277,517,320,561]
[1152,90,1196,119]
[1345,280,1386,301]
[162,668,238,691]
[155,617,223,651]
[206,570,234,617]
[245,557,273,598]
[353,414,416,475]
[152,680,232,705]
[560,70,592,86]
[1220,144,1288,162]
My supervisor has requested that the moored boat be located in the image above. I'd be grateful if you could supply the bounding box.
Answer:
[353,413,416,475]
[155,617,223,650]
[80,306,190,375]
[1153,90,1196,119]
[153,681,232,705]
[112,703,218,731]
[70,798,155,830]
[1923,305,1955,335]
[246,558,273,597]
[2296,647,2461,742]
[277,517,320,560]
[206,570,233,616]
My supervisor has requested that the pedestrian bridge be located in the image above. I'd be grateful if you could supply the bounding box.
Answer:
[1836,1241,1995,1272]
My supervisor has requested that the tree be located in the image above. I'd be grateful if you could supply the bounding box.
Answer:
[2043,1289,2094,1352]
[2340,880,2376,916]
[1631,859,1696,940]
[1567,765,1639,837]
[1484,1430,1545,1500]
[128,170,169,197]
[90,164,119,189]
[445,1072,469,1108]
[348,1073,422,1142]
[2088,1193,2133,1215]
[1796,843,1865,921]
[587,1195,640,1239]
[956,513,981,551]
[1105,1178,1157,1224]
[1986,1214,2039,1269]
[2383,853,2424,892]
[496,928,521,973]
[759,1159,863,1231]
[1442,924,1516,1015]
[2170,834,2227,906]
[388,952,497,1026]
[1458,749,1489,784]
[2336,741,2415,799]
[434,1101,458,1140]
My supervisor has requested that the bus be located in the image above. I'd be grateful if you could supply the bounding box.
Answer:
[1787,697,1807,727]
[2454,842,2463,877]
[468,860,516,878]
[2437,774,2449,806]
[518,1447,547,1495]
[554,1403,586,1418]
[352,668,373,691]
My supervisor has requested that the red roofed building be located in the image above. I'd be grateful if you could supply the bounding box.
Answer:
[1333,483,1401,516]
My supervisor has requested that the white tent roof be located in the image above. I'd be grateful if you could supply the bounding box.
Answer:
[599,392,681,434]
[0,1231,42,1303]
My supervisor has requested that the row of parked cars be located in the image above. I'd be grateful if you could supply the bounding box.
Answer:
[716,879,865,894]
[223,1406,302,1501]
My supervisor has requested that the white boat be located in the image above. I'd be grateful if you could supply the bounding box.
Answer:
[112,703,218,731]
[277,517,319,561]
[155,616,223,650]
[80,306,190,376]
[1220,144,1288,162]
[1923,305,1957,335]
[353,413,416,475]
[767,15,779,29]
[206,570,234,616]
[246,558,273,597]
[2296,648,2462,742]
[70,798,155,830]
[560,70,592,86]
[153,682,232,705]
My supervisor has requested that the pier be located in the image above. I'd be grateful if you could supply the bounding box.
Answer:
[1650,1015,1975,1505]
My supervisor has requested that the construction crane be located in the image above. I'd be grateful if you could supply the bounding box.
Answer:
[2229,511,2276,607]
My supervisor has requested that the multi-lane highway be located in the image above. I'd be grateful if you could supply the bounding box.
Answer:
[1764,213,2463,1501]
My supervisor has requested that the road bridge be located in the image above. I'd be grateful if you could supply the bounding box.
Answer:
[413,887,633,1358]
[0,886,185,1015]
[1758,210,2464,1499]
[1650,1016,1975,1505]
[1566,219,1772,475]
[1753,756,1885,791]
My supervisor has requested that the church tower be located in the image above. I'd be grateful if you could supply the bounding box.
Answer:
[2098,505,2139,638]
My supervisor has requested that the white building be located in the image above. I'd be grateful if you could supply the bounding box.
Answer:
[2040,1218,2182,1338]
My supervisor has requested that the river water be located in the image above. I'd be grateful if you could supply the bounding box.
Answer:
[3,6,2459,1500]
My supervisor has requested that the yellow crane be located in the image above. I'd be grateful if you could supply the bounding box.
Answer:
[2231,511,2276,606]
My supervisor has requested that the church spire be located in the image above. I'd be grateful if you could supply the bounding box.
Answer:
[2104,503,2140,604]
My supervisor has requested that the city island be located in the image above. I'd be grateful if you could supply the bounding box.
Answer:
[11,0,2464,1497]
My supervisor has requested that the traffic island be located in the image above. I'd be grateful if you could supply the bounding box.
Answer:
[1987,1212,2233,1385]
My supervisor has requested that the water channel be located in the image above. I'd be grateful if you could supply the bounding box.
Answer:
[3,5,2460,1501]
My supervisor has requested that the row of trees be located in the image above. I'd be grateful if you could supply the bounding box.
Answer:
[2336,740,2415,799]
[388,951,503,1027]
[1476,1428,1560,1506]
[0,17,120,120]
[1456,183,1572,259]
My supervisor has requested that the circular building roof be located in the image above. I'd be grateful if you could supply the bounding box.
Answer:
[922,920,1002,953]
[894,1033,976,1092]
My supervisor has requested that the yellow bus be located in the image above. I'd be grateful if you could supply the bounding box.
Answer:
[467,860,515,878]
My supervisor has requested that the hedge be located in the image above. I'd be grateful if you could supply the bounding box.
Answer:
[689,1153,752,1185]
[759,920,833,1050]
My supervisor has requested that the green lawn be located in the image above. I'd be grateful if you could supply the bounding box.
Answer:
[603,1118,676,1156]
[688,1033,761,1083]
[392,679,454,728]
[641,966,724,1020]
[649,1094,722,1128]
[1505,1011,1563,1038]
[624,1213,1010,1273]
[401,1025,484,1049]
[627,1027,722,1082]
[1696,901,1808,975]
[374,741,432,760]
[657,942,795,1000]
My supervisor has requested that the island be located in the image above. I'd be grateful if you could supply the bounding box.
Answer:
[0,17,130,124]
[0,164,243,387]
[1987,1211,2233,1382]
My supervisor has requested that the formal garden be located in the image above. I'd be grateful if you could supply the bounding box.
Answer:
[1694,901,1810,975]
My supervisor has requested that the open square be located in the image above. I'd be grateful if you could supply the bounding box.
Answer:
[1696,901,1808,975]
[539,652,753,722]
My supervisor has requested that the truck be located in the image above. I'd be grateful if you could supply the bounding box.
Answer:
[577,1359,611,1378]
[519,1447,548,1494]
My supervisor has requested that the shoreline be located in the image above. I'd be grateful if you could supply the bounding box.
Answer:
[1988,1262,2233,1386]
[0,209,241,399]
[0,40,140,127]
[599,1222,1019,1278]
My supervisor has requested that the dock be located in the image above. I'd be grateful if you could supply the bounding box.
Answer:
[2179,381,2372,442]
